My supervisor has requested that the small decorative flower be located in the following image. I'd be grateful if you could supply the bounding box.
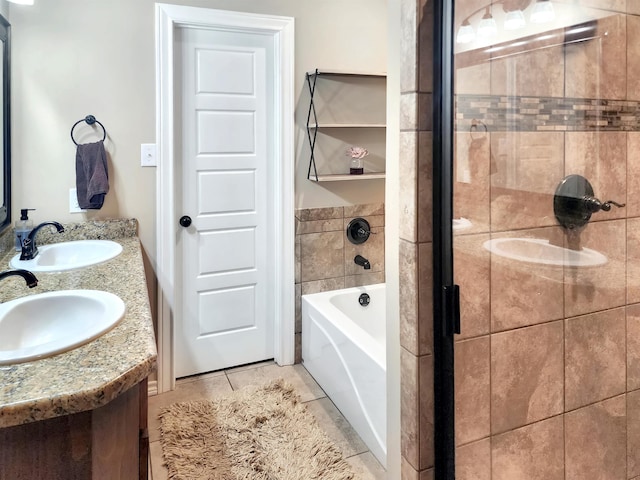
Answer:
[345,146,369,159]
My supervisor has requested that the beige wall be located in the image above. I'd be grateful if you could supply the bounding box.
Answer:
[8,0,387,270]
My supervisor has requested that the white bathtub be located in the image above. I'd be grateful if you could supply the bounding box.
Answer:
[302,283,386,467]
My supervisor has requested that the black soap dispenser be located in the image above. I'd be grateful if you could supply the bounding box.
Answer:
[15,209,34,251]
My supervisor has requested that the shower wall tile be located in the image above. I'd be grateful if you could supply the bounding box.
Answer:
[455,438,490,480]
[299,231,344,282]
[295,236,301,284]
[400,239,420,355]
[564,132,627,222]
[418,242,434,357]
[629,390,640,477]
[456,95,640,132]
[400,131,418,242]
[627,304,640,390]
[296,206,343,222]
[490,228,564,332]
[401,458,420,480]
[417,0,433,95]
[417,94,432,132]
[344,272,385,288]
[344,226,385,276]
[344,203,385,218]
[294,333,301,364]
[400,0,417,93]
[295,284,301,334]
[565,307,626,410]
[490,322,564,434]
[448,5,640,479]
[628,15,640,99]
[565,395,626,480]
[628,218,640,304]
[490,132,564,232]
[401,93,419,131]
[419,354,434,469]
[300,277,345,295]
[455,337,490,445]
[296,218,343,235]
[564,219,626,317]
[556,0,626,13]
[401,1,433,473]
[420,470,433,480]
[454,131,490,235]
[490,44,564,98]
[628,134,640,218]
[491,416,564,480]
[418,132,433,243]
[401,348,420,470]
[453,233,490,340]
[455,63,491,96]
[295,204,385,295]
[565,15,627,100]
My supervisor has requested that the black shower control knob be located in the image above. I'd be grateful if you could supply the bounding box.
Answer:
[179,215,192,227]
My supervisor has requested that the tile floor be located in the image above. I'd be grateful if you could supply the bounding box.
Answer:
[148,360,386,480]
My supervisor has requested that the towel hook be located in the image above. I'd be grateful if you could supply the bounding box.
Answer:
[70,115,107,146]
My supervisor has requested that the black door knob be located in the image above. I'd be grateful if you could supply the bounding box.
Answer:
[179,215,192,227]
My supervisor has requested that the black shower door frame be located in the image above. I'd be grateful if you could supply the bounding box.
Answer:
[432,0,457,479]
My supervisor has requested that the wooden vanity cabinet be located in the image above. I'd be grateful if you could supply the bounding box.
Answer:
[0,378,149,480]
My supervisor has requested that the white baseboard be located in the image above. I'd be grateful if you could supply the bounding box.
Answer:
[148,379,158,397]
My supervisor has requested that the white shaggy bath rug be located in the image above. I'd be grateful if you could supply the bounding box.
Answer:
[158,379,356,480]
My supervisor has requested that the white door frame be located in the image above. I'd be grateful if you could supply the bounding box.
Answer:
[155,3,295,393]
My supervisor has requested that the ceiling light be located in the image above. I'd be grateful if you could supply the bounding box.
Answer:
[477,8,498,38]
[531,0,555,24]
[7,0,34,4]
[504,9,526,30]
[456,20,476,44]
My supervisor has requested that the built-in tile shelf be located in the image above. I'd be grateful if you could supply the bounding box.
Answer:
[309,172,386,182]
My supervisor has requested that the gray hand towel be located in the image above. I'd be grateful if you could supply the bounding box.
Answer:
[75,140,109,209]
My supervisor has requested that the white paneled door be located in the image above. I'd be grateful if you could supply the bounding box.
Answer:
[175,26,275,378]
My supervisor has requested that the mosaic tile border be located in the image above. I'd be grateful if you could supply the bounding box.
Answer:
[456,95,640,132]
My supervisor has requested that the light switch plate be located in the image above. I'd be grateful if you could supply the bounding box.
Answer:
[141,143,157,167]
[69,188,86,213]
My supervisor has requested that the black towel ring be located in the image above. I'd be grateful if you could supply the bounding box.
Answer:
[470,118,488,141]
[70,115,107,146]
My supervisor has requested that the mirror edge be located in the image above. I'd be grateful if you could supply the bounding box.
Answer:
[0,14,10,233]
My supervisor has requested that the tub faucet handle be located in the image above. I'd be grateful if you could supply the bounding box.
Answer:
[600,199,625,211]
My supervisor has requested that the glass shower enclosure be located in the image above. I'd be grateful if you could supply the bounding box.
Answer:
[446,0,640,478]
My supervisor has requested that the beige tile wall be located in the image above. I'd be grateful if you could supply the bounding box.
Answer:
[399,0,434,478]
[452,6,640,480]
[294,203,385,362]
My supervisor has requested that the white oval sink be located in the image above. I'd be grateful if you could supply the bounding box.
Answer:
[9,240,122,272]
[483,237,607,267]
[453,218,472,231]
[0,290,125,364]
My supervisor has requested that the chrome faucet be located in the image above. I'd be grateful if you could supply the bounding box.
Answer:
[354,255,371,270]
[0,269,38,288]
[20,221,65,261]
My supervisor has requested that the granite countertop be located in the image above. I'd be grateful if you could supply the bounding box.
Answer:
[0,219,157,428]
